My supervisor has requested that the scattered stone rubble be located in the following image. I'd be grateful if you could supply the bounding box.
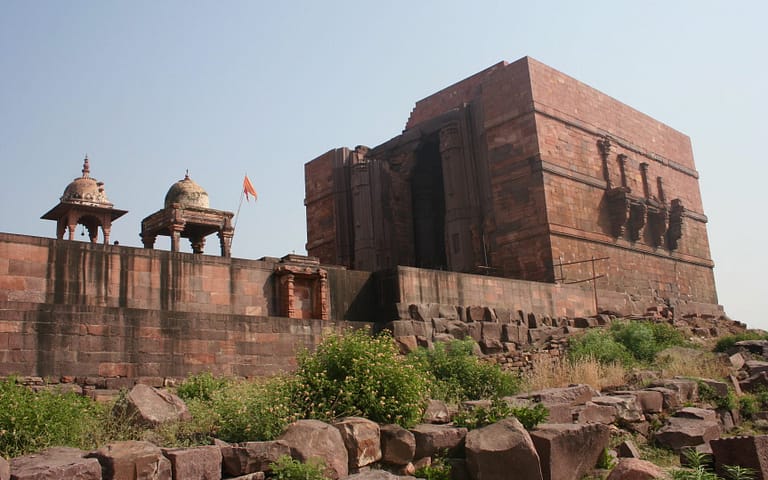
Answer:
[383,304,746,374]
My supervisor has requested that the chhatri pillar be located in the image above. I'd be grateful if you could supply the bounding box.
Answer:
[140,173,234,257]
[41,156,127,244]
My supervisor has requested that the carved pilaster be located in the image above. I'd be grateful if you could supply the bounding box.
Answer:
[597,136,614,188]
[640,163,650,199]
[668,199,685,250]
[283,273,295,319]
[606,187,631,238]
[318,272,329,320]
[617,154,628,188]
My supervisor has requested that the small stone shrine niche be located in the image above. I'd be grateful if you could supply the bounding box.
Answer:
[273,254,329,320]
[140,173,234,256]
[41,156,127,244]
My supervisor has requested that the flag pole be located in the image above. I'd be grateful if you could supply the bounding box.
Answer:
[232,175,246,248]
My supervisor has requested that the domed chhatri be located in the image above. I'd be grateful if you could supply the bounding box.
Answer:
[140,171,234,257]
[164,173,210,209]
[61,156,112,206]
[41,156,127,244]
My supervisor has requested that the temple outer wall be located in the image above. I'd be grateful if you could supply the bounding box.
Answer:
[386,266,723,320]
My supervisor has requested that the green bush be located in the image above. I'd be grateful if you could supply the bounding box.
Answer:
[210,376,298,442]
[568,329,634,366]
[569,320,687,366]
[414,454,452,480]
[270,455,329,480]
[714,332,768,353]
[292,329,430,427]
[453,400,548,430]
[176,371,230,402]
[739,395,759,420]
[409,340,520,402]
[0,378,102,458]
[697,382,737,411]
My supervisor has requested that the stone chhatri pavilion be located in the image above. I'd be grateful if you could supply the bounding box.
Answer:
[140,173,235,256]
[41,156,127,244]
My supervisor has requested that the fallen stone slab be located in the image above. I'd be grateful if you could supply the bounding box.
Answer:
[161,445,221,480]
[655,417,721,452]
[422,400,451,424]
[10,447,101,480]
[606,458,668,479]
[220,440,290,476]
[675,407,717,422]
[648,379,698,404]
[115,384,191,428]
[380,424,415,466]
[227,473,265,480]
[279,419,348,479]
[576,402,617,424]
[333,417,381,470]
[465,418,542,480]
[711,435,768,480]
[530,423,610,480]
[88,440,172,480]
[345,470,413,480]
[525,384,598,407]
[410,424,467,459]
[590,395,644,423]
[612,390,663,414]
[616,439,641,458]
[0,455,7,480]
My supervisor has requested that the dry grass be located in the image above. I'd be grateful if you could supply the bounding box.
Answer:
[521,356,628,392]
[655,346,732,380]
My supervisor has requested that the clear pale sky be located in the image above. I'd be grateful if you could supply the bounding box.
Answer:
[1,1,765,328]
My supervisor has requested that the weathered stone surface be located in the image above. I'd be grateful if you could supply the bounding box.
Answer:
[422,400,451,424]
[479,338,504,354]
[735,340,768,357]
[710,435,768,480]
[10,447,101,480]
[344,470,413,480]
[590,395,644,423]
[380,424,415,465]
[445,320,469,340]
[116,384,191,428]
[227,473,264,480]
[675,407,717,422]
[530,423,610,480]
[88,441,172,480]
[649,379,698,404]
[465,418,542,480]
[645,387,680,411]
[699,378,729,397]
[613,390,663,414]
[161,445,221,480]
[576,402,617,424]
[333,417,381,469]
[278,419,348,479]
[616,439,641,458]
[220,441,290,477]
[729,352,746,370]
[410,424,467,459]
[437,304,459,320]
[527,384,598,407]
[655,417,721,451]
[394,335,418,355]
[0,455,8,480]
[606,458,668,480]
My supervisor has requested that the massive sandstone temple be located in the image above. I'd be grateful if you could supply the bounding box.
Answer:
[0,57,727,380]
[305,57,717,311]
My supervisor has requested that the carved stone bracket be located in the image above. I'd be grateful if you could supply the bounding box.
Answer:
[668,199,685,250]
[606,187,631,237]
[597,136,613,188]
[273,262,329,320]
[646,200,668,248]
[627,199,647,242]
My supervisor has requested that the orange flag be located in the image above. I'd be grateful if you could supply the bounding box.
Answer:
[243,174,257,202]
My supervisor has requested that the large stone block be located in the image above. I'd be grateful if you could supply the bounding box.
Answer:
[162,445,222,480]
[219,440,290,477]
[380,424,415,466]
[711,435,768,480]
[655,417,721,452]
[10,447,101,480]
[410,424,467,459]
[88,441,172,480]
[606,458,668,480]
[278,419,348,479]
[333,417,382,469]
[530,423,610,480]
[116,384,191,428]
[527,384,598,407]
[465,418,542,480]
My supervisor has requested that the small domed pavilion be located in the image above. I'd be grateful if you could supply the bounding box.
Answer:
[140,173,234,256]
[41,156,127,244]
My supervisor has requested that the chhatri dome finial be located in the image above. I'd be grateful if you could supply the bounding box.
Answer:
[82,154,90,178]
[185,169,189,179]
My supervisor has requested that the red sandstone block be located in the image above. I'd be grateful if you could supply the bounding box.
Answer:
[98,362,135,378]
[0,321,22,333]
[0,277,25,291]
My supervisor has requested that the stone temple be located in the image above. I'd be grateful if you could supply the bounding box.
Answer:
[304,56,717,312]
